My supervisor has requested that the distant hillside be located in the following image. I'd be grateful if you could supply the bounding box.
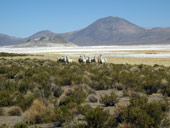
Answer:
[26,30,56,40]
[13,35,76,47]
[58,16,170,45]
[1,16,170,46]
[0,34,24,46]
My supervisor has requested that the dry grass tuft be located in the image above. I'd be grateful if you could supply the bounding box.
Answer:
[24,99,52,123]
[118,122,139,128]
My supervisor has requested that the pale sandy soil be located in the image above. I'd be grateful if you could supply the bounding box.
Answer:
[1,45,170,66]
[2,52,170,66]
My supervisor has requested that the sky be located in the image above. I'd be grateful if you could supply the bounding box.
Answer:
[0,0,170,38]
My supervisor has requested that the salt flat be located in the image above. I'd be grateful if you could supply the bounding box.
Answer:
[1,45,170,53]
[1,45,170,58]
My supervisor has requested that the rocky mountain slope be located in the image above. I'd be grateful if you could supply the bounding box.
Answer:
[14,35,76,47]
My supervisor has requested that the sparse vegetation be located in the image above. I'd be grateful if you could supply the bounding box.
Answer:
[0,58,169,127]
[121,96,169,128]
[0,52,27,57]
[100,92,118,106]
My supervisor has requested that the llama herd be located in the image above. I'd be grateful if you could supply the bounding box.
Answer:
[57,54,107,64]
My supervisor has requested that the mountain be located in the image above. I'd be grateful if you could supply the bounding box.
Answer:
[26,30,56,40]
[13,35,76,47]
[0,30,57,46]
[1,16,170,46]
[0,34,24,46]
[58,16,170,45]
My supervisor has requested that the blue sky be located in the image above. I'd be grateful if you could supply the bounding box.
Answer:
[0,0,170,37]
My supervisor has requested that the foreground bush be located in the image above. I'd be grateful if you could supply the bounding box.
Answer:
[0,124,9,128]
[85,107,110,128]
[0,58,170,126]
[161,85,170,96]
[43,106,73,126]
[100,92,118,106]
[24,99,51,123]
[59,89,87,106]
[121,96,169,128]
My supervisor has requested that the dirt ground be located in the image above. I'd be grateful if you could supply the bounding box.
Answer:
[2,51,170,66]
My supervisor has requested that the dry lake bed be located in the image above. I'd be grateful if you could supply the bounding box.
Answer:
[1,45,170,66]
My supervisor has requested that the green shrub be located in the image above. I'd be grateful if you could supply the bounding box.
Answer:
[161,86,170,96]
[42,106,73,126]
[18,78,35,93]
[130,95,148,107]
[89,80,109,90]
[121,96,169,128]
[84,107,110,128]
[14,122,28,128]
[77,105,91,115]
[53,86,63,98]
[88,95,98,103]
[18,96,36,111]
[58,76,72,86]
[100,92,118,106]
[0,52,26,57]
[0,89,21,106]
[60,89,87,106]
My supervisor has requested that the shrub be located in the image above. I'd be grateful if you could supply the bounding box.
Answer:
[57,76,72,86]
[0,89,21,106]
[161,86,170,96]
[89,80,109,90]
[88,95,98,103]
[0,52,26,57]
[100,92,118,106]
[8,106,22,116]
[19,96,36,111]
[77,105,91,115]
[52,86,63,98]
[14,122,28,128]
[18,78,35,93]
[60,89,87,106]
[114,83,124,90]
[24,99,51,123]
[121,96,169,128]
[0,124,9,128]
[42,106,73,126]
[130,95,148,107]
[122,106,152,128]
[85,107,110,128]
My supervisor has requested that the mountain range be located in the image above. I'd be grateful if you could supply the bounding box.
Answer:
[1,16,170,46]
[13,36,76,47]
